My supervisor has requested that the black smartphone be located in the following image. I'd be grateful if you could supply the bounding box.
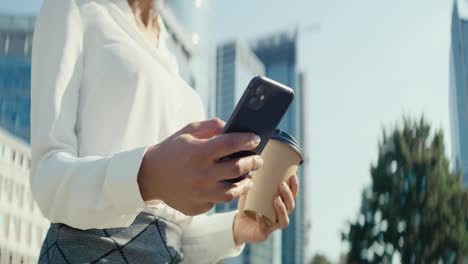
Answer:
[220,76,294,183]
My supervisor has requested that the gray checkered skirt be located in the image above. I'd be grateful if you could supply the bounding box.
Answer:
[38,212,184,264]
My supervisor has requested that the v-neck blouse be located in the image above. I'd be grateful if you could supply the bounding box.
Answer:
[30,0,242,262]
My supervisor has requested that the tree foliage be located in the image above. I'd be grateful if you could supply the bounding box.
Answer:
[310,254,332,264]
[342,117,468,264]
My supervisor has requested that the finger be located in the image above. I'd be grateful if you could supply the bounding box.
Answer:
[279,182,295,213]
[209,177,254,203]
[203,133,261,160]
[274,196,290,229]
[212,155,263,181]
[289,174,299,199]
[182,118,225,139]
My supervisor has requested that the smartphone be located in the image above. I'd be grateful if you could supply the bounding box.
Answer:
[220,76,294,183]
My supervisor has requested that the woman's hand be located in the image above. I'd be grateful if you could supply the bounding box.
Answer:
[233,174,299,245]
[137,118,264,216]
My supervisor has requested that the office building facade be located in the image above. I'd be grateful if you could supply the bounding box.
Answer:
[215,41,265,123]
[0,128,49,264]
[0,15,34,143]
[215,41,286,264]
[215,41,265,215]
[252,31,306,264]
[450,0,468,187]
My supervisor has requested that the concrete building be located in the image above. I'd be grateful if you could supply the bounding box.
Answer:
[0,127,49,264]
[450,0,468,187]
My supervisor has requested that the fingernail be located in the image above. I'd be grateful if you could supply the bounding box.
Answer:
[255,156,264,168]
[293,175,299,185]
[275,196,283,206]
[281,182,289,193]
[247,180,254,190]
[252,135,261,145]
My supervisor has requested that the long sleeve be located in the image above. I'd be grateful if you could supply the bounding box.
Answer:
[30,0,148,230]
[181,211,245,263]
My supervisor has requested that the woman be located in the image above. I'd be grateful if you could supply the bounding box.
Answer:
[30,0,299,263]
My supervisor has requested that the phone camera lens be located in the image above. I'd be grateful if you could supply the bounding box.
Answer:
[255,85,264,97]
[259,95,265,101]
[248,97,258,107]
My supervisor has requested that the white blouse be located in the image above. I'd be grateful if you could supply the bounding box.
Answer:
[30,0,243,262]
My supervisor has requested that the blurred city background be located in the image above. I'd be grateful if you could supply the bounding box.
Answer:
[0,0,467,264]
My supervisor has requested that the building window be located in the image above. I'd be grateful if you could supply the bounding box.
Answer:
[4,145,11,162]
[18,185,23,207]
[0,32,6,54]
[15,218,21,242]
[10,216,17,240]
[8,179,13,202]
[4,34,9,55]
[22,156,29,170]
[1,176,7,200]
[7,33,26,56]
[21,219,28,244]
[5,215,10,238]
[23,190,29,209]
[27,223,32,245]
[0,212,5,238]
[11,182,17,205]
[17,153,23,168]
[12,151,16,165]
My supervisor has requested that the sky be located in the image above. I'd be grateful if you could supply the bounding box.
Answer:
[209,0,453,262]
[0,0,455,262]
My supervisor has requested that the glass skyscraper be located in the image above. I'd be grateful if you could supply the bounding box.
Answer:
[252,31,306,264]
[215,41,265,122]
[215,41,265,216]
[0,15,35,143]
[215,33,308,263]
[215,41,287,264]
[450,0,468,187]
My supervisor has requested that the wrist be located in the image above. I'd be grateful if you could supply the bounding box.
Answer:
[233,213,244,246]
[137,144,161,201]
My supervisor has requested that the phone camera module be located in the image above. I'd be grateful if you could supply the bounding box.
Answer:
[255,85,264,97]
[248,97,258,107]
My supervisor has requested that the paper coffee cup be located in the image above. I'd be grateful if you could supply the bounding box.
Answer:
[242,129,304,226]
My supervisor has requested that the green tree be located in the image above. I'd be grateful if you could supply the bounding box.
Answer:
[342,117,468,264]
[310,254,332,264]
